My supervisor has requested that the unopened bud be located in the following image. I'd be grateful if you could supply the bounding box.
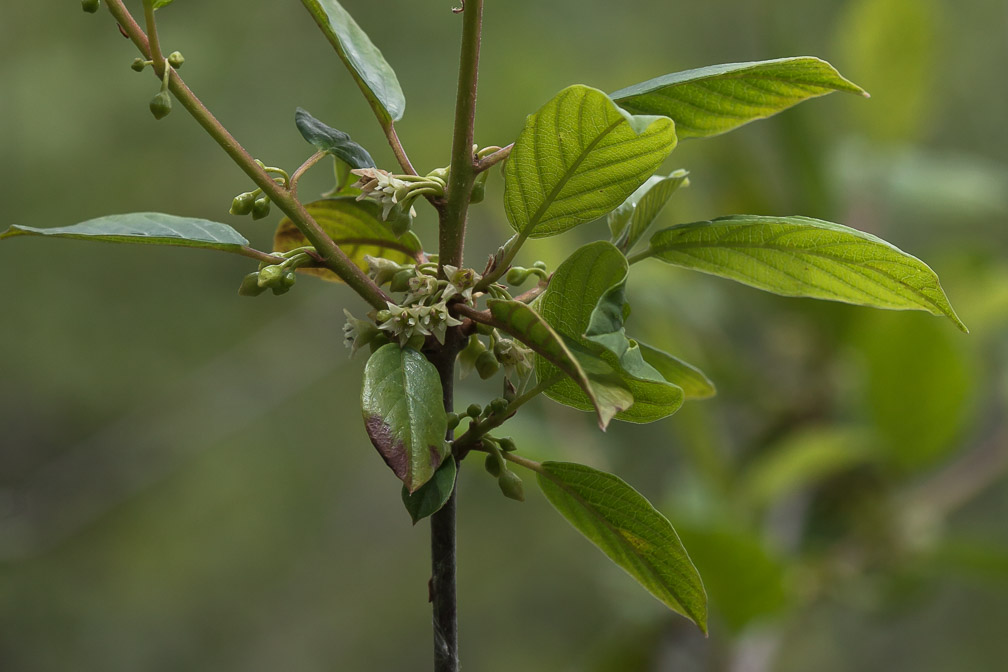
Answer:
[251,196,271,220]
[446,412,460,430]
[131,58,148,72]
[389,268,415,293]
[475,350,500,380]
[488,397,509,415]
[498,470,525,502]
[466,403,482,418]
[484,453,503,478]
[257,265,282,287]
[149,91,172,120]
[81,0,100,13]
[167,51,185,69]
[505,267,531,285]
[497,437,517,452]
[238,272,266,297]
[230,192,255,216]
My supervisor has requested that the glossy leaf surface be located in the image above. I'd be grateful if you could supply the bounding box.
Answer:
[488,299,632,428]
[300,0,406,123]
[273,198,423,282]
[1,213,248,253]
[536,461,707,631]
[504,85,677,239]
[295,108,376,169]
[361,345,448,493]
[611,57,867,139]
[536,242,684,423]
[609,170,689,252]
[402,458,456,524]
[643,215,966,331]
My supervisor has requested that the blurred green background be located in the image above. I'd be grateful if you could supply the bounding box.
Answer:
[2,1,1007,670]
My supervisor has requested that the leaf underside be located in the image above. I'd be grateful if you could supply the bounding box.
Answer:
[504,85,677,239]
[645,215,966,331]
[295,107,376,169]
[609,170,690,252]
[611,57,868,139]
[273,198,423,282]
[537,461,707,632]
[0,213,248,253]
[300,0,406,123]
[361,344,448,493]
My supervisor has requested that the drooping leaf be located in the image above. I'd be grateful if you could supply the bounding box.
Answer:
[1,213,248,254]
[295,108,376,169]
[273,198,423,282]
[641,215,967,331]
[504,85,677,239]
[609,170,689,252]
[361,344,448,493]
[535,241,684,423]
[611,57,868,139]
[638,343,716,400]
[300,0,406,123]
[536,461,707,632]
[402,457,456,524]
[488,299,632,428]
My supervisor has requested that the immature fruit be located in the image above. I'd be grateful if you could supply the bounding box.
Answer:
[81,0,100,13]
[251,196,271,220]
[149,91,172,120]
[498,470,525,502]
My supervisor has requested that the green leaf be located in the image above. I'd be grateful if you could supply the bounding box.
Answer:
[504,85,677,239]
[273,198,423,283]
[1,213,248,253]
[402,457,456,524]
[361,344,448,493]
[611,57,868,139]
[642,215,967,331]
[151,0,176,9]
[536,461,707,631]
[609,170,689,252]
[535,241,684,423]
[487,299,633,428]
[300,0,406,123]
[637,343,716,400]
[295,108,376,169]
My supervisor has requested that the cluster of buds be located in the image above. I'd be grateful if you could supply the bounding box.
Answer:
[350,168,446,233]
[130,50,186,120]
[238,250,312,297]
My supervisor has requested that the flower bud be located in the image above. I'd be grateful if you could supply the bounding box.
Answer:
[81,0,100,13]
[532,260,548,271]
[475,350,500,380]
[505,267,531,286]
[497,437,517,452]
[238,272,266,297]
[131,58,148,72]
[257,265,282,287]
[498,470,525,502]
[488,397,509,415]
[149,91,172,120]
[281,268,297,288]
[470,170,489,204]
[445,412,460,430]
[484,453,503,478]
[389,268,415,293]
[167,51,185,69]
[466,403,482,418]
[230,192,255,216]
[251,196,272,220]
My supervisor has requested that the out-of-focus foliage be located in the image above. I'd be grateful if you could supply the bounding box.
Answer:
[1,1,1006,671]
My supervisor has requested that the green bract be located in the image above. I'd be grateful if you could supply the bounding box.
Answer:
[504,85,677,239]
[611,57,868,139]
[639,214,967,331]
[361,344,449,493]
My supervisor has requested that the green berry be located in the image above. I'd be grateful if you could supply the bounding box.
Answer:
[167,51,185,69]
[466,403,482,418]
[149,91,172,120]
[230,192,255,216]
[131,58,148,72]
[81,0,100,13]
[498,470,525,502]
[237,272,266,297]
[251,196,271,220]
[475,350,500,380]
[484,453,502,478]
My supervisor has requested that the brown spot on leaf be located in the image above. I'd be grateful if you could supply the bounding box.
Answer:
[365,415,408,481]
